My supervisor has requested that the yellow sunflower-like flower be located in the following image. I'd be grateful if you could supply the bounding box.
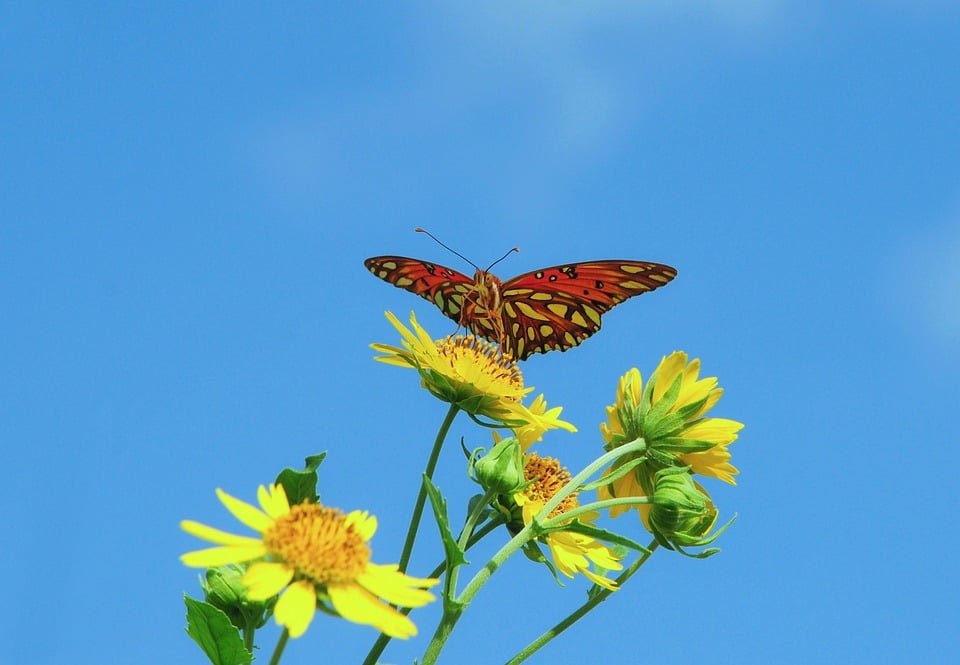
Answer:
[372,311,530,422]
[181,484,438,639]
[373,313,575,443]
[599,351,744,518]
[511,453,622,590]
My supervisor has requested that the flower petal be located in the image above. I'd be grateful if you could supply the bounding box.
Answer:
[356,564,437,607]
[274,580,317,638]
[180,544,266,568]
[328,582,418,639]
[345,510,378,541]
[257,484,290,519]
[216,488,274,533]
[180,520,262,547]
[243,562,295,600]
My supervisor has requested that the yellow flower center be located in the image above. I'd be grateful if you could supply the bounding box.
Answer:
[435,335,524,395]
[262,502,370,584]
[522,453,577,518]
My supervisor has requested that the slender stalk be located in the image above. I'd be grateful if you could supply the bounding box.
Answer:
[422,521,535,665]
[542,496,654,527]
[505,540,660,665]
[397,404,460,572]
[267,628,290,665]
[361,517,504,665]
[419,438,648,664]
[242,625,255,653]
[444,490,496,602]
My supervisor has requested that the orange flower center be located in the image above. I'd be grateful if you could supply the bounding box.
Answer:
[522,453,578,518]
[262,502,370,584]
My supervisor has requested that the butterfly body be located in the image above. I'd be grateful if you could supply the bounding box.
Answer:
[365,256,677,360]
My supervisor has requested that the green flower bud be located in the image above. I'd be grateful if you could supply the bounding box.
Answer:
[472,437,526,494]
[648,468,719,549]
[201,564,275,630]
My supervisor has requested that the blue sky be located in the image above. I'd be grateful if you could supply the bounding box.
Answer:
[2,2,959,663]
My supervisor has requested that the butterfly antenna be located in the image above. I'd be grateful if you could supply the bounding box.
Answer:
[484,246,520,272]
[415,227,480,271]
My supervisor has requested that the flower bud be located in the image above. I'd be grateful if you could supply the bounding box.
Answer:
[201,564,274,630]
[472,436,526,494]
[648,468,719,548]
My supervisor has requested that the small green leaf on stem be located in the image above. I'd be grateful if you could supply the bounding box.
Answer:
[184,594,252,665]
[423,475,467,568]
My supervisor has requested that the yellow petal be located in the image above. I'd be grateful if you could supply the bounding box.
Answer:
[328,582,418,639]
[274,580,317,638]
[356,564,437,607]
[180,544,266,568]
[216,488,273,533]
[180,520,262,547]
[243,562,294,600]
[257,484,290,519]
[345,510,378,541]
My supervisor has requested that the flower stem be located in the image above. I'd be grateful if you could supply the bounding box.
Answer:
[421,521,535,665]
[419,439,648,664]
[361,517,504,665]
[397,403,459,572]
[242,625,255,653]
[445,490,496,601]
[267,628,290,665]
[504,540,660,665]
[543,496,654,527]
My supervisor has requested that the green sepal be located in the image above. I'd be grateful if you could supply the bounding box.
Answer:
[652,436,717,453]
[423,475,468,568]
[184,594,252,665]
[200,565,274,630]
[642,412,686,442]
[274,453,326,505]
[643,373,683,430]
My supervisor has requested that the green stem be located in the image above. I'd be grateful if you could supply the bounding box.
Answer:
[444,490,496,603]
[420,439,648,664]
[397,404,459,572]
[360,512,504,665]
[242,625,255,653]
[421,520,536,665]
[267,628,290,665]
[542,496,654,527]
[505,540,660,665]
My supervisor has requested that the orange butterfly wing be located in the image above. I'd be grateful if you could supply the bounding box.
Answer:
[499,260,678,360]
[364,256,476,326]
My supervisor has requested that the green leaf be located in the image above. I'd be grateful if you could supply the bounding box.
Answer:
[275,453,326,505]
[184,594,252,665]
[423,475,468,568]
[554,520,653,554]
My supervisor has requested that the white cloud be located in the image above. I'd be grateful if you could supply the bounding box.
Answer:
[893,218,960,346]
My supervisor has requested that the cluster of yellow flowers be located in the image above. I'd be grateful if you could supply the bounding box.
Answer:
[180,310,743,660]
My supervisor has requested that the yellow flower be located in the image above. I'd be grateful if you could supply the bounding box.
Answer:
[181,484,438,639]
[513,453,622,590]
[373,311,531,422]
[509,394,577,450]
[599,352,744,519]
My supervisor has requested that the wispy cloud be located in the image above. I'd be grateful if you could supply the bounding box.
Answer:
[251,2,790,220]
[891,215,960,347]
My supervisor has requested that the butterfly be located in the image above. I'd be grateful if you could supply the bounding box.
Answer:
[365,255,677,361]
